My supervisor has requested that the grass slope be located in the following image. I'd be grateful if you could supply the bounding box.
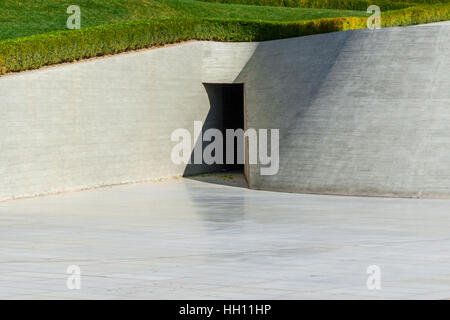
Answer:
[0,0,367,40]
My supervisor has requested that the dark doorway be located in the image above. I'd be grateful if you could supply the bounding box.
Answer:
[183,83,245,176]
[221,84,245,172]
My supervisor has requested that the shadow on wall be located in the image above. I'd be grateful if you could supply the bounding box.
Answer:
[234,30,356,190]
[183,83,244,177]
[181,33,356,193]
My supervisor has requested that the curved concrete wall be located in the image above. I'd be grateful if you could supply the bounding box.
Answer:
[0,24,449,200]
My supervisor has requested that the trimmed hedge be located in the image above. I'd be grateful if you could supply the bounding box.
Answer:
[0,3,449,75]
[0,17,367,74]
[198,0,413,11]
[382,3,450,26]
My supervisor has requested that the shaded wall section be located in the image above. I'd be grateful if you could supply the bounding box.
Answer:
[242,26,450,198]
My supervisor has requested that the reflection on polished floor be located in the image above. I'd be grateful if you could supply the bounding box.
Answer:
[1,173,450,299]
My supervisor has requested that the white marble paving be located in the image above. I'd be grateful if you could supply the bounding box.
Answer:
[1,174,450,299]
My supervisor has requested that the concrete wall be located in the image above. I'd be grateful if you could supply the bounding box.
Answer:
[1,24,449,200]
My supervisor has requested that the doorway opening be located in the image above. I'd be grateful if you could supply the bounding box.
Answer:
[221,83,245,172]
[183,83,246,180]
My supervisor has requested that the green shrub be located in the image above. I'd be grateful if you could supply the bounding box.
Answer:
[382,3,450,26]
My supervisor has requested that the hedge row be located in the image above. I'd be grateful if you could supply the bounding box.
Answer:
[0,3,449,75]
[382,3,450,26]
[198,0,413,11]
[0,17,366,74]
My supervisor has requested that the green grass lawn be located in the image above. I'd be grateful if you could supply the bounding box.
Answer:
[0,0,368,40]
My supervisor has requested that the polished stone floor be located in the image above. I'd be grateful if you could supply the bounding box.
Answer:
[1,173,450,299]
